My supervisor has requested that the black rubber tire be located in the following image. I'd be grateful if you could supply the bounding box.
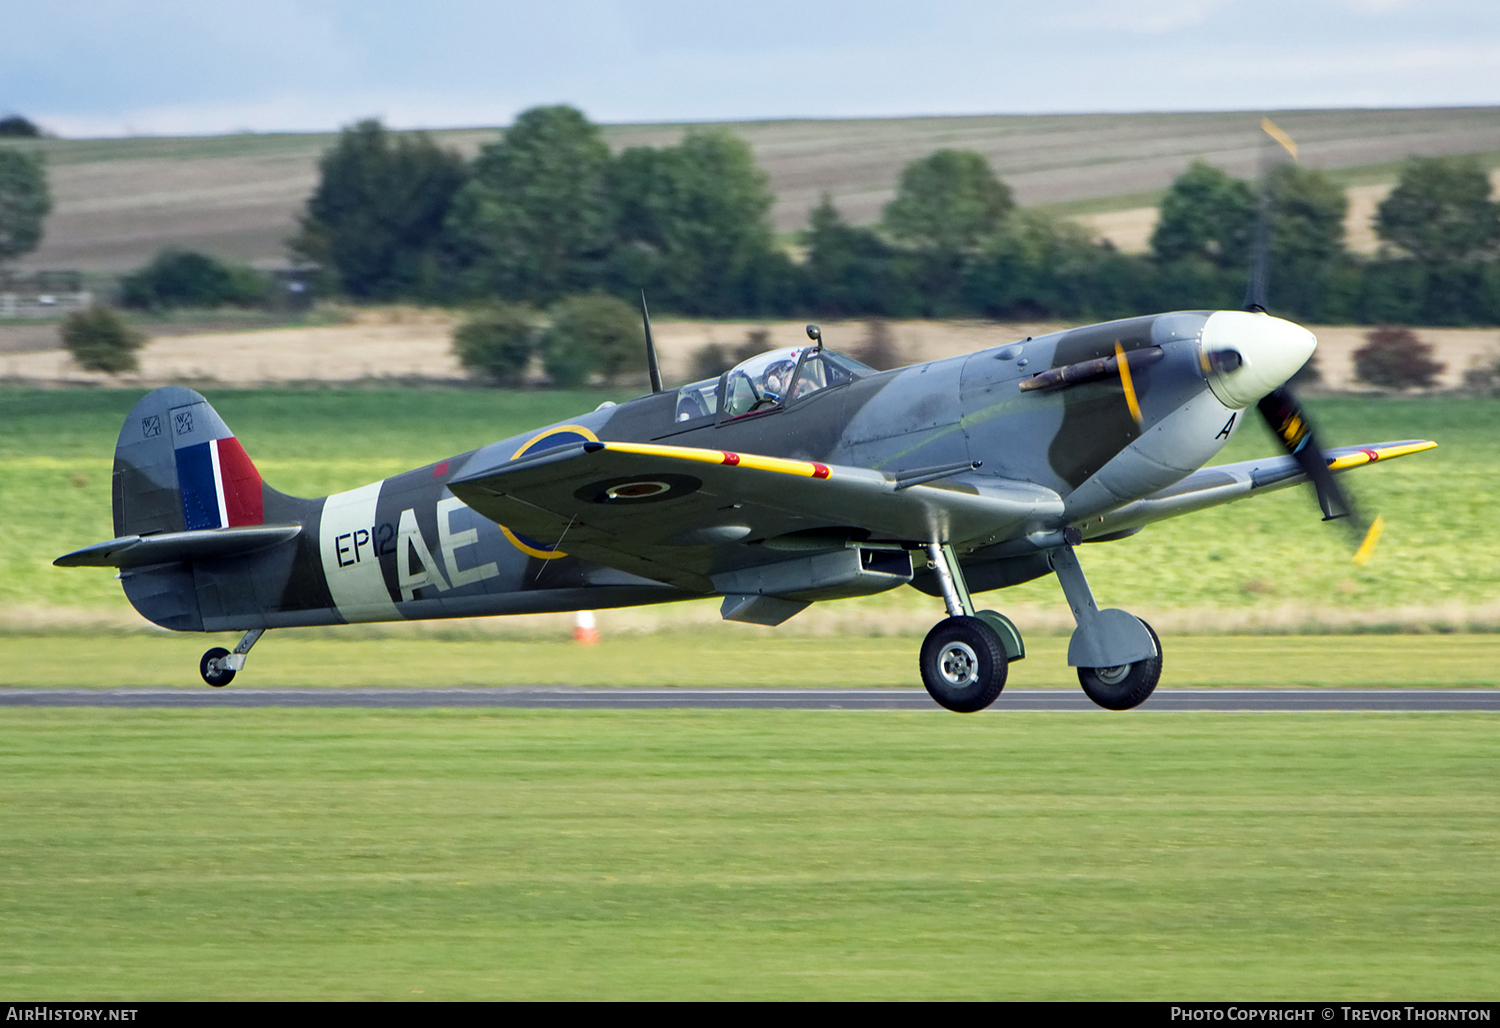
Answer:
[200,647,235,688]
[1077,619,1161,711]
[919,616,1008,713]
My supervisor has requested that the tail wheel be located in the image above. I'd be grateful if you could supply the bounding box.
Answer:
[200,647,235,688]
[1077,619,1161,710]
[919,616,1007,713]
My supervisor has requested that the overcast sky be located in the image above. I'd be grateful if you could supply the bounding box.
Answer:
[5,0,1500,136]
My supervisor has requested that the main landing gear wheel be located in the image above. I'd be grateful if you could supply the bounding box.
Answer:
[200,647,235,688]
[1077,619,1161,711]
[920,616,1007,713]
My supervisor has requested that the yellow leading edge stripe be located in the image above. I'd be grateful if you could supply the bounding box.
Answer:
[1325,440,1436,471]
[602,441,833,479]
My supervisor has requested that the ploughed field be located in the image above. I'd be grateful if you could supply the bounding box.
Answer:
[6,106,1500,270]
[2,388,1495,638]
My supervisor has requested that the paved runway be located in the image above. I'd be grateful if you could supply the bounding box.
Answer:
[2,688,1497,710]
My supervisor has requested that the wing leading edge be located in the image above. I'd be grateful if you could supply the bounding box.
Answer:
[1086,440,1436,538]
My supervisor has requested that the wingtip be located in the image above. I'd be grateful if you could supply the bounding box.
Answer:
[1326,440,1439,471]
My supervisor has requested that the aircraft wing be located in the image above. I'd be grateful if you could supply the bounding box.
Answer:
[1087,440,1436,538]
[449,441,1062,591]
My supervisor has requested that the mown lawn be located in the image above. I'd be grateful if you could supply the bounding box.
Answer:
[0,710,1494,1000]
[1,632,1498,689]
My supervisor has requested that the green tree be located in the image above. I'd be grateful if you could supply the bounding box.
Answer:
[120,249,269,309]
[448,105,612,303]
[1267,162,1348,266]
[0,115,42,138]
[1150,161,1256,269]
[291,119,467,300]
[1375,156,1500,264]
[1260,163,1352,320]
[452,303,538,386]
[607,130,778,312]
[540,293,642,387]
[61,305,146,374]
[962,209,1149,321]
[0,148,51,264]
[882,149,1013,255]
[803,194,921,317]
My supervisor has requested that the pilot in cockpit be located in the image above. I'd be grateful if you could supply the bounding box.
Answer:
[760,359,797,404]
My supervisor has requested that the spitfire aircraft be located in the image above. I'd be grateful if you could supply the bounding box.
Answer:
[56,298,1433,711]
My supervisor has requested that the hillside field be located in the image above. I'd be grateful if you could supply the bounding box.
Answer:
[4,107,1500,271]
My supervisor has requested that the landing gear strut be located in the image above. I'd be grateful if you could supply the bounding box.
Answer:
[200,628,265,688]
[918,543,1025,713]
[1050,541,1161,710]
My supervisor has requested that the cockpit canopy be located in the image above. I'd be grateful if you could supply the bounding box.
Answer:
[674,346,875,423]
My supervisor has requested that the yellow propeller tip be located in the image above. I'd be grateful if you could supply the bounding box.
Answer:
[1351,514,1385,567]
[1114,341,1143,426]
[1261,117,1299,160]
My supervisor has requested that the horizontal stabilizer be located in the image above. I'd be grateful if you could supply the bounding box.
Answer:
[54,524,301,569]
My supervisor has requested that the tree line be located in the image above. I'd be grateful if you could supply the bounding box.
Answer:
[6,104,1500,327]
[290,107,791,315]
[287,106,1500,326]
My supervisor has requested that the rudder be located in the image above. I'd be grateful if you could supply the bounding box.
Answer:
[113,387,266,538]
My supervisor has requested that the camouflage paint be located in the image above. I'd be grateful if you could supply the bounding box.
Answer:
[74,311,1377,635]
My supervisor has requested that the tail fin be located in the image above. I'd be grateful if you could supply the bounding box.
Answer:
[113,386,267,538]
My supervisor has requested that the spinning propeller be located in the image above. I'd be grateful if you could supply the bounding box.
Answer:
[1241,119,1383,565]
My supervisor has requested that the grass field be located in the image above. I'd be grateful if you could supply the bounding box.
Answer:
[3,386,1494,1001]
[4,388,1495,633]
[0,709,1493,999]
[4,633,1500,689]
[7,107,1500,269]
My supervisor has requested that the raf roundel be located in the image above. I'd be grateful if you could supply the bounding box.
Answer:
[576,474,703,505]
[500,425,602,559]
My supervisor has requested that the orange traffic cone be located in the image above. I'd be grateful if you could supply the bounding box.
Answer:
[573,610,600,645]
